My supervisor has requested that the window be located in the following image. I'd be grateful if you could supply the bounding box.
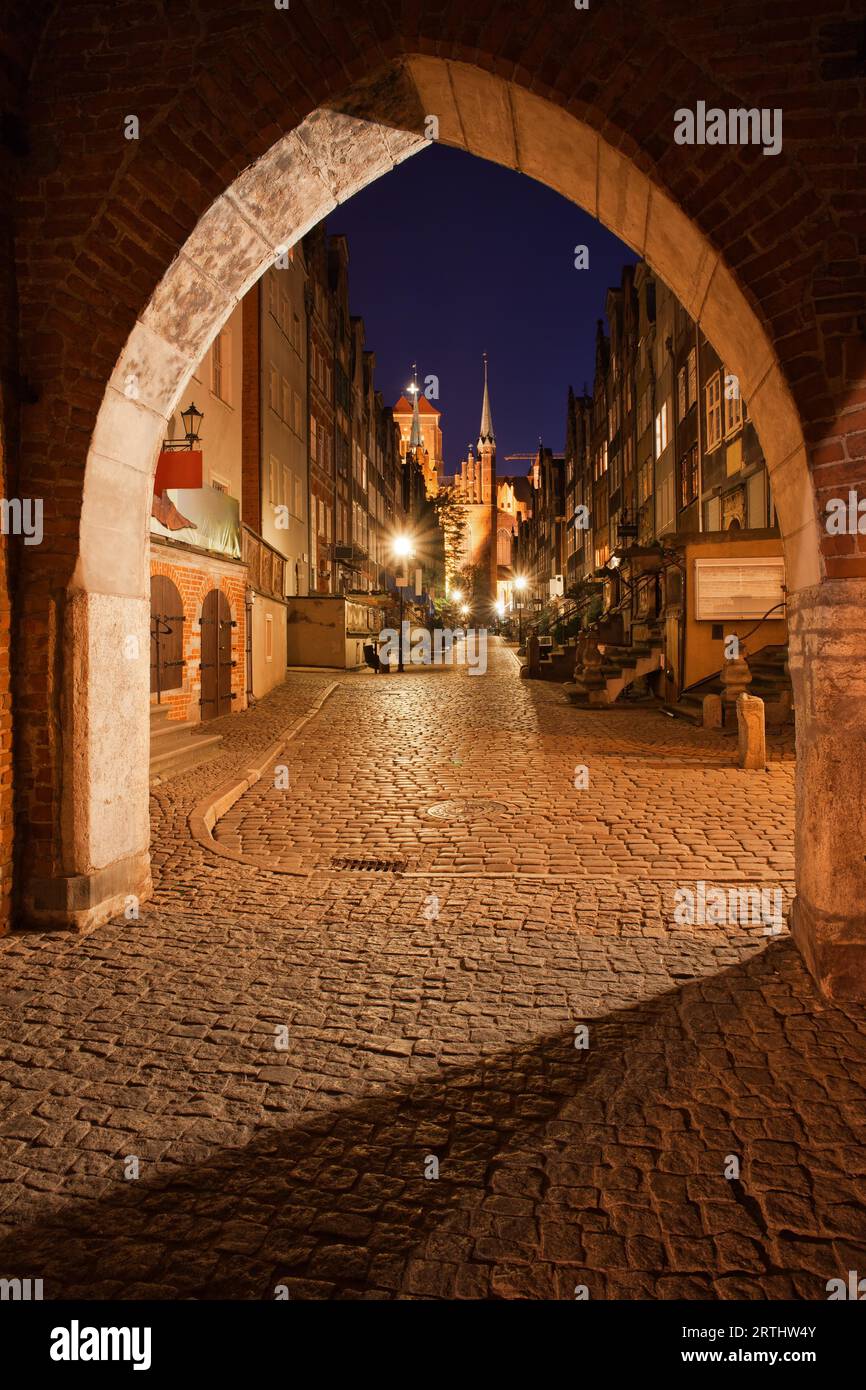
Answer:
[654,400,669,458]
[265,614,274,662]
[610,450,622,491]
[705,372,723,450]
[677,367,687,421]
[211,327,231,404]
[268,453,280,506]
[679,446,699,509]
[593,441,608,481]
[594,542,610,569]
[637,387,652,437]
[687,348,697,406]
[281,377,291,424]
[269,365,280,414]
[210,474,229,494]
[657,472,675,533]
[293,313,301,353]
[638,456,653,504]
[294,475,303,520]
[293,391,302,437]
[725,380,743,435]
[310,414,318,462]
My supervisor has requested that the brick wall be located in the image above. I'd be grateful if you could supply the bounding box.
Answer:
[0,2,45,934]
[150,548,248,725]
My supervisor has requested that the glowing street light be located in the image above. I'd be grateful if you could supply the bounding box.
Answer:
[392,534,413,559]
[450,587,463,604]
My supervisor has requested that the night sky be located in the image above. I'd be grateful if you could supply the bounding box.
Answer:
[326,143,637,478]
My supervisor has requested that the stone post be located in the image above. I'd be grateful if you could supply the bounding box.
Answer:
[579,630,609,705]
[702,693,722,728]
[736,693,766,769]
[721,647,752,723]
[788,581,866,1001]
[525,630,541,678]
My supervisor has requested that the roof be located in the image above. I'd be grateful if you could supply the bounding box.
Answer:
[393,394,441,417]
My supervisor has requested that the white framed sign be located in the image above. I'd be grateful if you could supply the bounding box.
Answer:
[694,556,786,621]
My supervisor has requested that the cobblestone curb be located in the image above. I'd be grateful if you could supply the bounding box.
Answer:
[188,681,339,873]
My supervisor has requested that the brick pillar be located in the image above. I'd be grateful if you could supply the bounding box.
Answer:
[788,580,866,1000]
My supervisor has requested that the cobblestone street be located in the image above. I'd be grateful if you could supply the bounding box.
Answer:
[1,642,865,1300]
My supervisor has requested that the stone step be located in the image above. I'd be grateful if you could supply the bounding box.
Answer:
[150,719,201,753]
[150,732,223,783]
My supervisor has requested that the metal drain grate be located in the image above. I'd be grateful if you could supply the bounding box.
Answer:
[330,856,409,873]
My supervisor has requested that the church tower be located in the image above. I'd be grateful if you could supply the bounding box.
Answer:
[477,351,496,505]
[448,355,500,604]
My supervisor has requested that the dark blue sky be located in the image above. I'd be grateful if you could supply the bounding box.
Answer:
[327,143,637,477]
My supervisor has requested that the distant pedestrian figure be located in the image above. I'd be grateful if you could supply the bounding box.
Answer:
[364,640,390,674]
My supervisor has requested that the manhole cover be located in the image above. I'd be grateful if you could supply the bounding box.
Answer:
[427,799,511,821]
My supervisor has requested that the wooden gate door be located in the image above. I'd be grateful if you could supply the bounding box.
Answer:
[150,574,185,700]
[200,588,235,720]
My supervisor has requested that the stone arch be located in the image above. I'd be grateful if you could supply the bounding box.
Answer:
[22,51,862,996]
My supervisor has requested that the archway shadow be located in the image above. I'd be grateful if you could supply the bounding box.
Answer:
[1,938,865,1300]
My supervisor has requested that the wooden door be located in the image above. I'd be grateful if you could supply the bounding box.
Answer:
[200,588,235,720]
[150,574,185,699]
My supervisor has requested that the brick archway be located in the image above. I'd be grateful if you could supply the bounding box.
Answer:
[6,8,866,997]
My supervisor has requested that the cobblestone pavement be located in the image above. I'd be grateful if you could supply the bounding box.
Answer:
[214,643,796,882]
[1,641,865,1301]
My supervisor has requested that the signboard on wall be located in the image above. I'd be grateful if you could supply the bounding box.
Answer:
[694,557,786,621]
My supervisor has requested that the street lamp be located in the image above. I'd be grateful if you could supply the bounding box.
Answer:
[180,401,204,448]
[450,587,463,604]
[391,533,414,672]
[514,575,528,648]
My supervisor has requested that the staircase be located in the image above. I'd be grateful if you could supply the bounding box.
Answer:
[566,621,666,707]
[663,644,793,726]
[149,704,224,783]
[535,638,580,681]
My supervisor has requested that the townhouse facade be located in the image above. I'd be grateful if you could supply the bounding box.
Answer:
[149,221,437,774]
[515,260,786,700]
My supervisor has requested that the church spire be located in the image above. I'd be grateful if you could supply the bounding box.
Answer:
[478,352,495,449]
[408,363,423,451]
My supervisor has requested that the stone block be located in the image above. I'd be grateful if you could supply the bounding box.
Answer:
[702,694,722,728]
[737,693,766,770]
